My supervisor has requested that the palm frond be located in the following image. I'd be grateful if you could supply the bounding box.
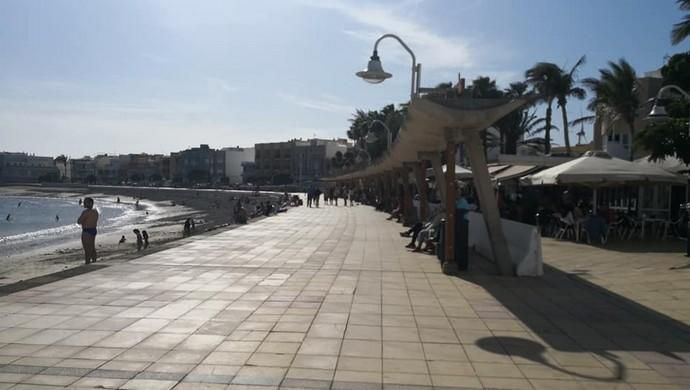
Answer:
[672,15,690,45]
[569,115,596,127]
[568,55,586,78]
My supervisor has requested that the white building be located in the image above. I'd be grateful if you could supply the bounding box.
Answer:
[0,152,58,183]
[599,70,663,160]
[222,147,255,184]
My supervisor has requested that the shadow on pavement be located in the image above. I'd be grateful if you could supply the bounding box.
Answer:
[459,261,690,385]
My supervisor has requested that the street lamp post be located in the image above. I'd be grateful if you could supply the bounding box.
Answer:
[355,34,421,101]
[646,84,690,256]
[647,84,690,134]
[365,120,393,152]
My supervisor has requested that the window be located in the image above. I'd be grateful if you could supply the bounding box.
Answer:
[622,134,629,146]
[613,134,620,142]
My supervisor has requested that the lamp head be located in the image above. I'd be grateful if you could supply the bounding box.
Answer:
[365,132,380,144]
[356,50,392,84]
[646,102,669,122]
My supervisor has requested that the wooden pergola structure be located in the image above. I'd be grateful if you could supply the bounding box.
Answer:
[326,95,538,275]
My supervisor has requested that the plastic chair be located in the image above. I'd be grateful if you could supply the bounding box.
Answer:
[555,217,576,240]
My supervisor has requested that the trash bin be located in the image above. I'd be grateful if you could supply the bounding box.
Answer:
[436,216,469,270]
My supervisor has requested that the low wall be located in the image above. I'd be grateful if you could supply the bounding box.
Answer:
[467,212,543,276]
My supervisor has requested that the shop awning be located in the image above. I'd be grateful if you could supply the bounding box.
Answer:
[488,164,510,175]
[493,165,540,182]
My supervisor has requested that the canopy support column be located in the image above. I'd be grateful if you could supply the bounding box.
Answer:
[392,170,401,212]
[429,153,447,205]
[376,175,384,208]
[400,166,414,226]
[464,130,513,276]
[383,171,393,211]
[443,142,458,275]
[412,162,429,222]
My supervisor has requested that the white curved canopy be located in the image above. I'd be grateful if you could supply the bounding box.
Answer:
[326,95,538,181]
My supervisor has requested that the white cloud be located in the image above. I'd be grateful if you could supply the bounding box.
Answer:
[205,77,239,93]
[301,0,474,70]
[279,92,354,113]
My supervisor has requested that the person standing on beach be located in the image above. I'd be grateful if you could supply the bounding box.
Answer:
[142,230,149,249]
[77,197,99,264]
[133,229,143,251]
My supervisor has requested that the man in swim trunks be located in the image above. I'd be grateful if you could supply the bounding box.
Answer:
[77,197,99,264]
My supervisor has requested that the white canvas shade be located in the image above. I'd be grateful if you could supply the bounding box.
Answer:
[425,164,472,179]
[635,155,690,174]
[521,151,685,186]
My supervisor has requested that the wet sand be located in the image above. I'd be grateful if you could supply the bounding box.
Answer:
[0,185,286,287]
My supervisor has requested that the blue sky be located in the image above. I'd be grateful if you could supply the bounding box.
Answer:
[1,0,689,157]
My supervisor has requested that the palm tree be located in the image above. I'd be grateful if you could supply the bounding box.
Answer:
[495,82,530,154]
[672,0,690,45]
[525,62,561,154]
[553,56,587,156]
[582,59,640,161]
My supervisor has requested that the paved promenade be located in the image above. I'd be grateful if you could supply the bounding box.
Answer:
[0,205,688,389]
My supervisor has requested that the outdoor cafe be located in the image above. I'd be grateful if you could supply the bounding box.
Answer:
[520,151,688,244]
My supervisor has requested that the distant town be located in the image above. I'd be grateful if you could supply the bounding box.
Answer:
[0,138,351,187]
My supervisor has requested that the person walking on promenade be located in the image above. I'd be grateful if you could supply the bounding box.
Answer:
[142,230,149,249]
[77,197,99,264]
[314,188,322,207]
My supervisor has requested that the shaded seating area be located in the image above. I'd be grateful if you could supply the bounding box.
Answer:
[521,151,688,245]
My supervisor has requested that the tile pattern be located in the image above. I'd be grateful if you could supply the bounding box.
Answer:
[0,206,687,389]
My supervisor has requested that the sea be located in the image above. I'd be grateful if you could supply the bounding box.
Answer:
[0,196,140,257]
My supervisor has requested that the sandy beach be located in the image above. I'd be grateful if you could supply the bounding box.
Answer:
[0,185,286,287]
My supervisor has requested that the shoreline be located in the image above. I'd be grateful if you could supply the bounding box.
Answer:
[0,185,285,287]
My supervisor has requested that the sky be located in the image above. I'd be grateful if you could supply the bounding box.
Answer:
[1,0,689,157]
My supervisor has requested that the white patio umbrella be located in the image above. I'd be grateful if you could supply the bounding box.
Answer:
[521,151,686,186]
[635,155,690,174]
[425,164,473,180]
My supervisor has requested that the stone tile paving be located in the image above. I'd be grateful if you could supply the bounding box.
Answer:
[0,205,687,389]
[542,239,690,325]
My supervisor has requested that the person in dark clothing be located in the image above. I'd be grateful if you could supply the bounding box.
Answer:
[401,222,425,248]
[133,229,143,251]
[142,230,149,249]
[314,189,322,207]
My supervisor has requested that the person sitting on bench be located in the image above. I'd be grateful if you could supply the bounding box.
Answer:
[401,207,443,249]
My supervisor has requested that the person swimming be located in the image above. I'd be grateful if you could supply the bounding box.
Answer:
[55,215,60,222]
[118,235,126,244]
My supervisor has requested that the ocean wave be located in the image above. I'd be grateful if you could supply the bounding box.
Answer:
[0,196,145,255]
